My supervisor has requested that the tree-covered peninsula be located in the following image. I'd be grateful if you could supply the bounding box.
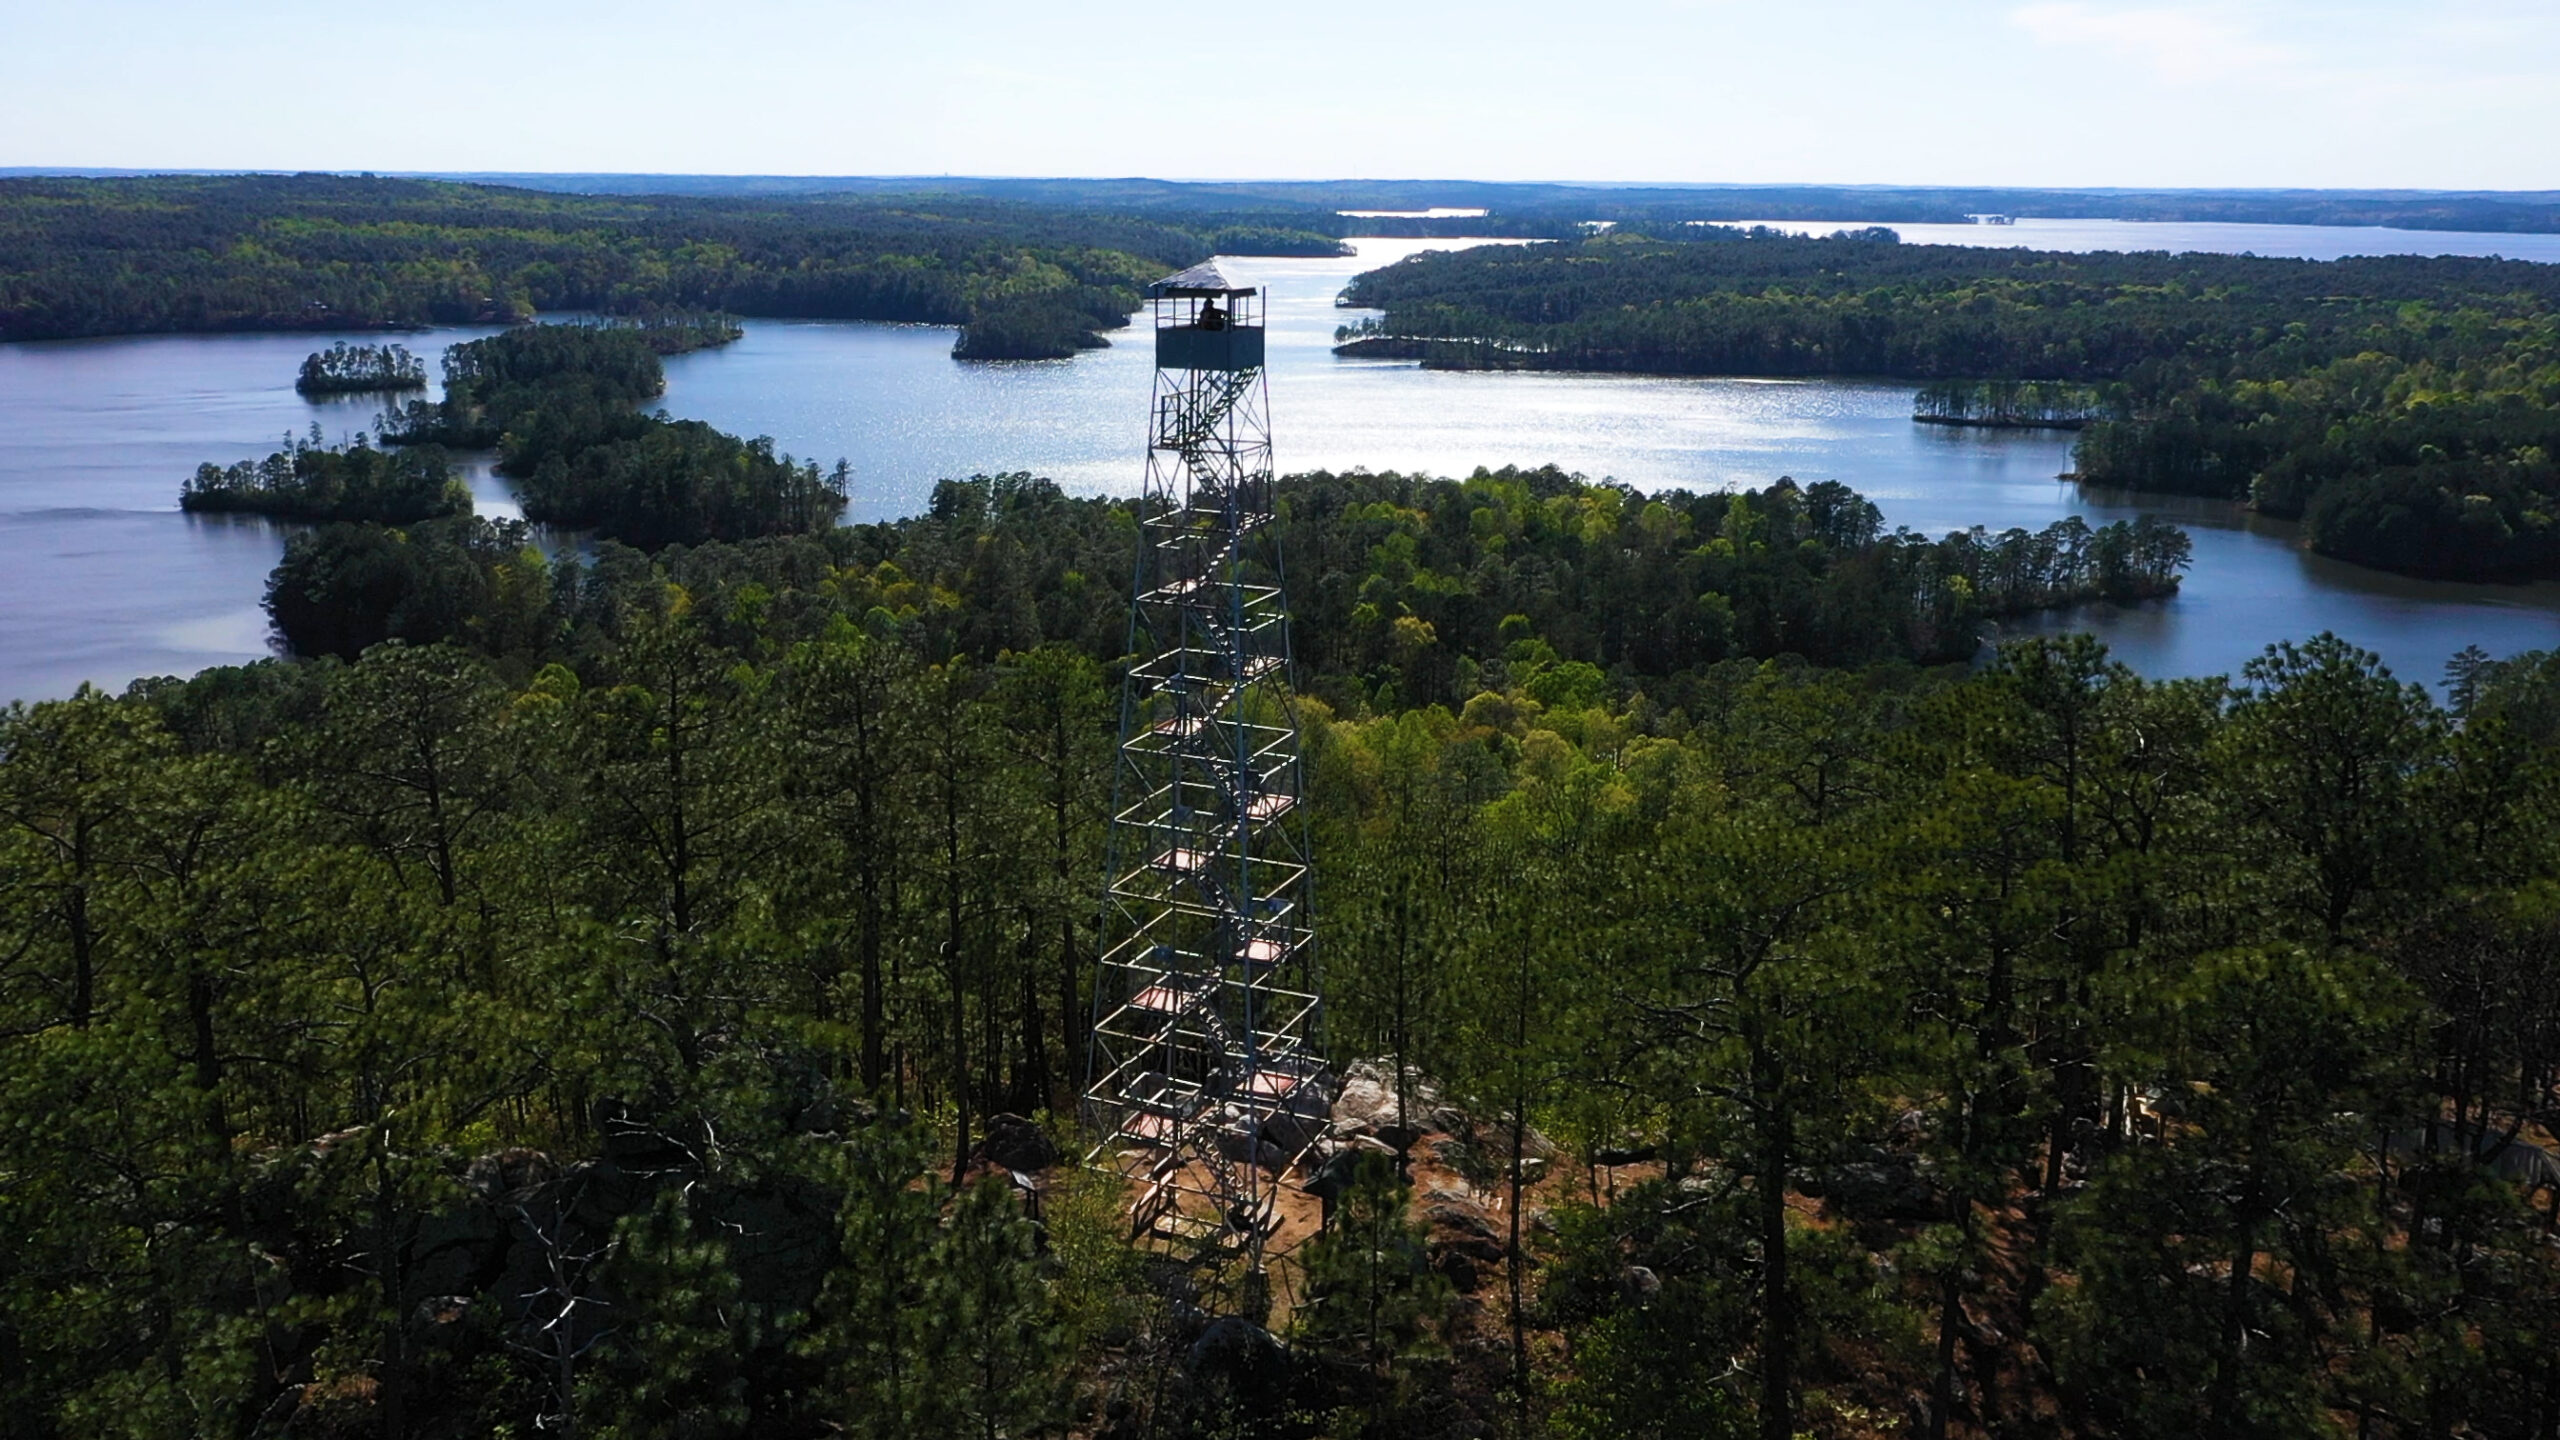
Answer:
[0,454,2550,1439]
[1337,226,2560,581]
[0,172,1343,345]
[258,465,2184,673]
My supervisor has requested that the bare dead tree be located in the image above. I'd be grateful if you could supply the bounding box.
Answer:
[509,1187,614,1437]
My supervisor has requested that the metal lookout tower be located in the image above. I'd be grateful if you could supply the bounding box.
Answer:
[1082,263,1327,1262]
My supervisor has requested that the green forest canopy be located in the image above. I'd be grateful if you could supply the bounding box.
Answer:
[6,177,2557,1435]
[0,172,1344,343]
[0,470,2550,1436]
[325,173,2560,236]
[255,466,2187,682]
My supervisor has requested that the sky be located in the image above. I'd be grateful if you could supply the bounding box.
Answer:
[4,0,2556,190]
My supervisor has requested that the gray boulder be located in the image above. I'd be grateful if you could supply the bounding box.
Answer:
[1330,1075,1402,1132]
[977,1112,1060,1173]
[1820,1154,1946,1222]
[1421,1188,1507,1264]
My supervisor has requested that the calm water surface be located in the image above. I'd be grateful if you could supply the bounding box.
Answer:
[1722,216,2560,263]
[0,327,510,699]
[2,233,2554,702]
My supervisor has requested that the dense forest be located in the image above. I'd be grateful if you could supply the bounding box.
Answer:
[1,451,2551,1440]
[0,173,1342,346]
[10,172,2558,1438]
[1336,227,2560,581]
[255,465,2185,678]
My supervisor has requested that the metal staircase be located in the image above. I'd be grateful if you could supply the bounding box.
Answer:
[1083,263,1326,1262]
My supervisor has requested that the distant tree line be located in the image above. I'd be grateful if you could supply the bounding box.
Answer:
[294,341,426,394]
[487,173,2560,236]
[1336,228,2560,581]
[1335,227,2560,384]
[0,173,1342,345]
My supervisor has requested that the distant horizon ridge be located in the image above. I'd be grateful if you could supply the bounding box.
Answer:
[6,167,2560,201]
[12,170,2560,238]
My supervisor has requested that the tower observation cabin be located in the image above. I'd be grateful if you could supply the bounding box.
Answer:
[1082,263,1328,1262]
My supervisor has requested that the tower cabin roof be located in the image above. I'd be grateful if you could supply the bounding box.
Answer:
[1150,261,1255,298]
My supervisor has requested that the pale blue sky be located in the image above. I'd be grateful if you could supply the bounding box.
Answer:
[4,0,2554,188]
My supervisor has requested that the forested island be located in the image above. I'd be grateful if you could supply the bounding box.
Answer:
[951,291,1118,360]
[181,428,467,524]
[1,452,2552,1439]
[1912,379,2106,429]
[294,341,426,395]
[1337,227,2560,581]
[371,319,845,546]
[177,317,836,542]
[0,173,1344,346]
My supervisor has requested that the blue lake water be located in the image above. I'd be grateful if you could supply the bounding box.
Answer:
[1,233,2554,702]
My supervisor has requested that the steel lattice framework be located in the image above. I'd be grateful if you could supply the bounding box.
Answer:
[1083,265,1326,1260]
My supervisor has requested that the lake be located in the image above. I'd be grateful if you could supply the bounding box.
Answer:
[1,231,2554,702]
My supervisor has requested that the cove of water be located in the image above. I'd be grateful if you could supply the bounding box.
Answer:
[1,233,2554,703]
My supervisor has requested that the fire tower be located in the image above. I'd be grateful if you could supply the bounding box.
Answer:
[1083,263,1326,1259]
